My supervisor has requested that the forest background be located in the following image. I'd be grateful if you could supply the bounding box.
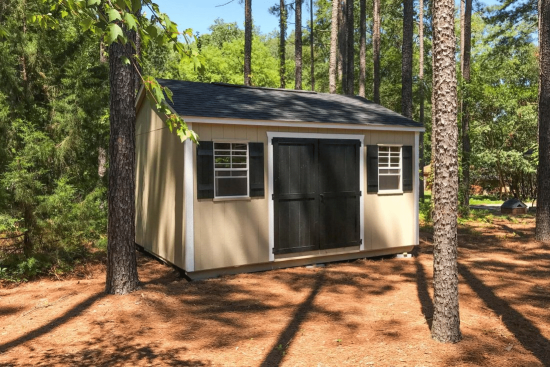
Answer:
[0,0,539,280]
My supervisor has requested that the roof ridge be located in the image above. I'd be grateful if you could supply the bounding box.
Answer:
[211,82,318,95]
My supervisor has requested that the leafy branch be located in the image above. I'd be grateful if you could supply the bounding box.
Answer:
[27,0,202,143]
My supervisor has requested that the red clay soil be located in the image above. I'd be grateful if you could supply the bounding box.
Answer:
[1,218,549,366]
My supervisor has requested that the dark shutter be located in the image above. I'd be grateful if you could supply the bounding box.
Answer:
[196,141,214,199]
[402,145,413,192]
[249,142,264,197]
[367,145,379,193]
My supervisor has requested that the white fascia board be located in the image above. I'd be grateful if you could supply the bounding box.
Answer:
[182,116,425,132]
[414,132,420,246]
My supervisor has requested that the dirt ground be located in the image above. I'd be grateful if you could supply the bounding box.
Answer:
[1,217,549,366]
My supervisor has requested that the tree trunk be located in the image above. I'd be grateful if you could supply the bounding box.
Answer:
[329,0,339,93]
[339,0,347,92]
[359,0,366,97]
[537,0,550,241]
[295,0,302,90]
[244,0,253,86]
[373,0,381,103]
[431,0,462,343]
[402,0,413,118]
[310,0,315,91]
[105,33,140,295]
[419,0,425,202]
[460,0,472,209]
[279,0,287,88]
[345,0,354,95]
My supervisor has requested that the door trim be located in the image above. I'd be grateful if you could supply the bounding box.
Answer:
[267,132,365,261]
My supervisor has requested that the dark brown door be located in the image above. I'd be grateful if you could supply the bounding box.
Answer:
[273,138,361,254]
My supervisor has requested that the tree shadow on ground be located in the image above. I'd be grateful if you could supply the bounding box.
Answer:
[458,263,550,366]
[414,256,433,329]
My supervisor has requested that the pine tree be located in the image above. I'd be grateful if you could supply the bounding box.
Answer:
[373,0,381,103]
[329,0,339,93]
[359,0,366,97]
[244,0,252,86]
[537,0,550,241]
[295,0,302,90]
[431,0,462,343]
[402,0,413,117]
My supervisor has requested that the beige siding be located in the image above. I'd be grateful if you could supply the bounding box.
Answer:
[193,124,418,271]
[135,101,186,269]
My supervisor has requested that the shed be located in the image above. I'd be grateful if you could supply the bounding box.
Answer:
[135,80,425,279]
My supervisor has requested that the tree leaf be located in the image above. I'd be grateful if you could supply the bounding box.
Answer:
[80,18,93,31]
[120,56,130,65]
[107,8,122,22]
[123,13,137,30]
[87,0,101,6]
[107,23,123,44]
[131,0,141,12]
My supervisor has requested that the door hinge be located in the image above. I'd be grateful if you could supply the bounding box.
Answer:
[360,191,362,196]
[360,239,363,245]
[272,194,275,200]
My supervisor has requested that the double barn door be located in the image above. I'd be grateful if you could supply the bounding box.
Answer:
[273,138,361,255]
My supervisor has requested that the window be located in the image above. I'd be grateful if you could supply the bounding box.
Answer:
[214,142,249,198]
[378,146,401,191]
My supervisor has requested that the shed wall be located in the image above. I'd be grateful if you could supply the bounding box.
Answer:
[135,102,186,268]
[192,124,416,272]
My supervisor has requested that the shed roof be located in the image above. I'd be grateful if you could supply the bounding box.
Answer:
[157,79,423,128]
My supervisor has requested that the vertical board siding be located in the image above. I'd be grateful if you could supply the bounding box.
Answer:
[135,102,185,269]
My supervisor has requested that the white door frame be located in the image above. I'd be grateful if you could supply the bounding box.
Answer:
[267,132,366,261]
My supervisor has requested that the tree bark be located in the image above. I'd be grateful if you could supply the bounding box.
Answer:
[295,0,302,90]
[279,0,287,88]
[461,0,472,209]
[402,0,413,118]
[310,0,315,91]
[373,0,381,103]
[419,0,425,202]
[329,0,339,93]
[537,0,550,241]
[244,0,253,86]
[339,0,347,92]
[105,33,140,295]
[431,0,462,343]
[359,0,366,97]
[345,0,354,95]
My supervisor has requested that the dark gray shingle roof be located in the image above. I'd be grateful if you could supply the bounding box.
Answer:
[157,79,422,128]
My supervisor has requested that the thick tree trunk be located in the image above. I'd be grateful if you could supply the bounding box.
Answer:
[310,0,315,91]
[460,0,472,209]
[105,36,140,295]
[537,0,550,241]
[244,0,252,86]
[359,0,366,97]
[295,0,302,90]
[373,0,381,103]
[431,0,462,343]
[402,0,413,118]
[329,0,339,93]
[419,0,425,201]
[279,0,287,88]
[345,0,354,95]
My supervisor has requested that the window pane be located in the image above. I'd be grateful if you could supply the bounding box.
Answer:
[215,171,230,177]
[232,156,247,165]
[379,175,400,191]
[390,146,400,153]
[215,177,248,197]
[379,157,389,166]
[215,163,230,169]
[379,146,389,153]
[215,150,230,155]
[233,151,247,156]
[233,143,247,150]
[214,143,230,150]
[232,163,247,168]
[390,157,400,164]
[215,157,230,164]
[232,171,247,177]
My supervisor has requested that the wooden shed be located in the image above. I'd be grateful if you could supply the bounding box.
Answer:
[135,80,425,279]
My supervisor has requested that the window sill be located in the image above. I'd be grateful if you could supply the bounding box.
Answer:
[213,196,251,202]
[378,190,403,195]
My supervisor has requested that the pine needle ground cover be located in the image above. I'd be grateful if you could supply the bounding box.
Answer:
[0,217,548,366]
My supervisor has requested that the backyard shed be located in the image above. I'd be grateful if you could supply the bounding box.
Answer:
[135,80,425,279]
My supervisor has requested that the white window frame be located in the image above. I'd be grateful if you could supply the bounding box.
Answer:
[378,144,403,194]
[213,141,250,199]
